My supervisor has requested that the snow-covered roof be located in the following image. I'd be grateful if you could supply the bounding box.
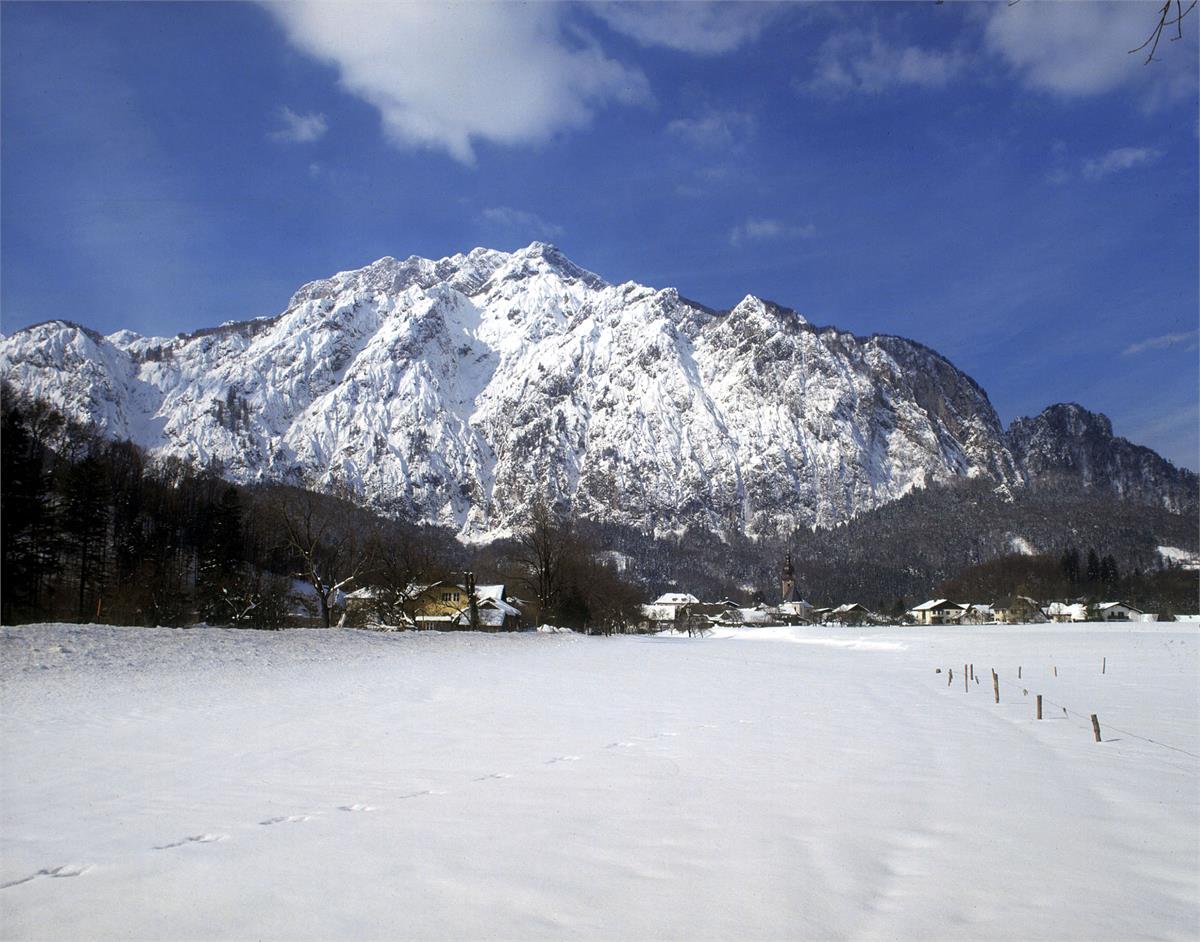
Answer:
[654,593,699,606]
[476,584,505,602]
[1097,601,1141,612]
[911,599,949,611]
[738,608,773,625]
[479,596,521,618]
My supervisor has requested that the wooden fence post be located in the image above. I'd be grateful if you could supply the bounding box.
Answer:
[1091,714,1102,742]
[1102,657,1106,675]
[948,668,953,687]
[992,670,999,704]
[1018,665,1022,679]
[1054,666,1058,677]
[1036,695,1042,720]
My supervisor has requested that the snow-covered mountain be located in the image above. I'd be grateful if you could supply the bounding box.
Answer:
[1,243,1192,539]
[1008,403,1195,514]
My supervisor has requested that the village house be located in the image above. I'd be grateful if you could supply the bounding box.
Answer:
[825,602,874,626]
[639,592,700,631]
[907,599,966,625]
[407,581,525,632]
[960,603,995,625]
[992,596,1046,625]
[1043,601,1088,623]
[1095,601,1143,622]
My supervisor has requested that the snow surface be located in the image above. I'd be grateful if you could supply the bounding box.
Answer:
[2,622,1197,940]
[1159,545,1200,569]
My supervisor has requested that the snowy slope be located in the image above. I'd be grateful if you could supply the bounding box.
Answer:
[1,243,1189,539]
[1,623,1196,940]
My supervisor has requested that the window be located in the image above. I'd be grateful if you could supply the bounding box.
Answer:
[440,591,461,603]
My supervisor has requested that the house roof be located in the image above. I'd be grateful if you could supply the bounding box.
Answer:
[654,593,700,605]
[911,599,950,611]
[1097,601,1142,612]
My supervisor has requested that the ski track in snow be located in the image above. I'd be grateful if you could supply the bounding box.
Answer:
[0,622,1196,940]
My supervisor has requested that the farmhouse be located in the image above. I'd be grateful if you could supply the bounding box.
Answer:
[908,599,966,625]
[825,602,874,626]
[409,581,525,632]
[1043,601,1088,623]
[992,596,1047,625]
[1095,601,1143,622]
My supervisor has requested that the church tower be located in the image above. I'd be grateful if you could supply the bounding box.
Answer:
[781,552,796,603]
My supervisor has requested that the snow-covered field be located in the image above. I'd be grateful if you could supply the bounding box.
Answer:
[2,622,1197,940]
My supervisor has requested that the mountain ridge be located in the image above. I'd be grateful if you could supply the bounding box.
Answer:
[2,242,1194,540]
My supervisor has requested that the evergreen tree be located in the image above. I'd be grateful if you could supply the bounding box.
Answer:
[62,455,111,621]
[196,486,246,623]
[1060,546,1081,585]
[1086,548,1101,585]
[1100,554,1120,593]
[1,403,60,621]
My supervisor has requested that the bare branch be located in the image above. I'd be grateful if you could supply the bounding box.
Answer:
[1130,0,1197,63]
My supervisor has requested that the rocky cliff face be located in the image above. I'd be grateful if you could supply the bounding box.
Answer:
[1008,403,1196,514]
[1,243,1191,539]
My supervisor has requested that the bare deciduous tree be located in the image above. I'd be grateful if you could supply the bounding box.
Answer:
[279,490,373,628]
[515,499,569,623]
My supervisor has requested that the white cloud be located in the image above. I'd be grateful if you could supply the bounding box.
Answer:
[983,2,1196,99]
[270,106,328,143]
[480,207,565,241]
[666,109,755,148]
[264,2,649,164]
[1123,330,1198,356]
[804,30,967,96]
[590,1,775,54]
[1082,146,1163,180]
[729,217,816,247]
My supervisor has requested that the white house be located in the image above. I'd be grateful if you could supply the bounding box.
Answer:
[1095,601,1142,622]
[908,599,966,625]
[1043,601,1088,623]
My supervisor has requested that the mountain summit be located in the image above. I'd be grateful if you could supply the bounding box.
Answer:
[1,244,1192,539]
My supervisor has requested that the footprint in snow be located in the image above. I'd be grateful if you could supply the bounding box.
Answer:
[0,864,92,890]
[606,741,635,749]
[399,789,447,799]
[545,755,581,765]
[473,773,513,782]
[154,834,227,850]
[338,804,375,813]
[260,814,311,826]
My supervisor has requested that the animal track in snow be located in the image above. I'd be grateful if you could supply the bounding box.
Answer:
[606,741,635,749]
[338,803,375,813]
[545,755,581,764]
[399,789,447,799]
[473,773,513,782]
[154,834,227,850]
[260,814,311,826]
[0,864,92,890]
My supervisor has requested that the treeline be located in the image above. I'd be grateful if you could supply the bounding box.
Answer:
[0,388,642,633]
[550,475,1198,611]
[937,550,1197,616]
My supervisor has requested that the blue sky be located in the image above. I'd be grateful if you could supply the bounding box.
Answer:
[2,1,1197,468]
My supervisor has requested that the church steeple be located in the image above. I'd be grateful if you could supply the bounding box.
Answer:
[781,552,796,603]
